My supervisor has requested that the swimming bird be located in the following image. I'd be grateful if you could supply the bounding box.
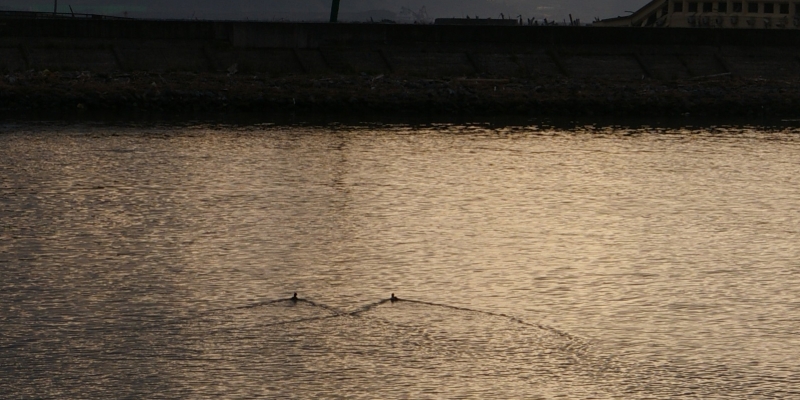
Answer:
[291,292,298,302]
[390,293,399,302]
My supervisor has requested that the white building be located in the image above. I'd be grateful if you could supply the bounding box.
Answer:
[594,0,800,28]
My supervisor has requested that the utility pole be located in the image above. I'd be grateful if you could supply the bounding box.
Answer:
[330,0,340,22]
[54,0,57,14]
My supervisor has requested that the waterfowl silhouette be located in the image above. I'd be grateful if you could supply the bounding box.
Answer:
[390,293,399,302]
[291,292,298,302]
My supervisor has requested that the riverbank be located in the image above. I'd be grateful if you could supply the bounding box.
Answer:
[2,70,799,118]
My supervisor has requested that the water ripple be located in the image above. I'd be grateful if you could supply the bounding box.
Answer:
[1,123,799,398]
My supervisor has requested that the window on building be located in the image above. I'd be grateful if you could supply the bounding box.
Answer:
[748,2,759,12]
[674,1,685,11]
[719,2,729,11]
[662,3,670,14]
[689,1,699,11]
[764,2,775,12]
[780,3,790,13]
[703,2,713,11]
[795,2,800,14]
[733,2,743,12]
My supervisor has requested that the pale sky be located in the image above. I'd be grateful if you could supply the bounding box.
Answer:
[1,1,650,22]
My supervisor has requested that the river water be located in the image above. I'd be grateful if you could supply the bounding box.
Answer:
[1,121,799,398]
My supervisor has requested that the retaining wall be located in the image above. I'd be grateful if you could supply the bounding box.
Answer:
[1,18,799,80]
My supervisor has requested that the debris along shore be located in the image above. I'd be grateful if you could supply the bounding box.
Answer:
[2,70,799,118]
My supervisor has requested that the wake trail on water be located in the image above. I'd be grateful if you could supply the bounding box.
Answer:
[202,315,344,336]
[189,295,589,354]
[347,298,393,314]
[194,296,571,332]
[171,293,776,399]
[183,296,718,396]
[390,298,582,344]
[199,299,286,315]
[191,296,345,319]
[180,296,347,334]
[344,298,750,398]
[350,297,584,346]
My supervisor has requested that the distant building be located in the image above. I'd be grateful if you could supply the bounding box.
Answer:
[594,0,800,28]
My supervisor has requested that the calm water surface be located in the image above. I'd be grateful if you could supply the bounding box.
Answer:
[1,122,799,398]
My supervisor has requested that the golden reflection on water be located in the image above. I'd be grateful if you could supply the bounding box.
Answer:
[1,123,799,398]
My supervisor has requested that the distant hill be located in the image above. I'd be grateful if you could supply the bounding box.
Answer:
[0,0,649,23]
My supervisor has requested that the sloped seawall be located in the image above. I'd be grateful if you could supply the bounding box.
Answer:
[2,18,800,117]
[2,19,800,79]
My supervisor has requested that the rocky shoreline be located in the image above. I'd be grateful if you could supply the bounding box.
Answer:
[2,70,799,119]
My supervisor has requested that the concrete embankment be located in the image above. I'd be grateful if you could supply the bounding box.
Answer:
[1,18,800,117]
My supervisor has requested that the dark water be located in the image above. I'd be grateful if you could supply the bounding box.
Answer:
[1,122,799,398]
